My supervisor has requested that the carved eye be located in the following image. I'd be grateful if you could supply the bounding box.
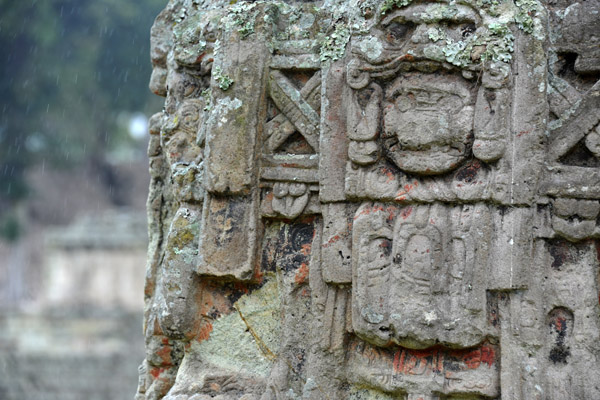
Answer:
[181,111,199,129]
[183,82,197,97]
[385,21,414,45]
[461,23,476,38]
[394,93,413,112]
[204,30,216,42]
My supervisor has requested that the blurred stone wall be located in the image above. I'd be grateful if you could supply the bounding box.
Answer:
[0,211,147,400]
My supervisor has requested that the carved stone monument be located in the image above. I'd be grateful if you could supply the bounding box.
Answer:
[136,0,600,399]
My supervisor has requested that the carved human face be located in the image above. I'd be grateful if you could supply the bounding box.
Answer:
[349,2,483,175]
[162,99,204,165]
[382,73,475,174]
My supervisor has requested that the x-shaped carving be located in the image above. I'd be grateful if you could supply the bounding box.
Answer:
[548,79,600,162]
[266,70,321,153]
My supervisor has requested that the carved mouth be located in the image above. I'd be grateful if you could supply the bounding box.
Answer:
[384,141,468,175]
[200,57,214,76]
[386,140,467,155]
[356,53,476,81]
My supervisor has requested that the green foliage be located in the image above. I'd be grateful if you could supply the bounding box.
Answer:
[0,213,22,242]
[0,0,166,222]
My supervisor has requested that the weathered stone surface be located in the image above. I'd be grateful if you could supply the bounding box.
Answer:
[137,1,600,399]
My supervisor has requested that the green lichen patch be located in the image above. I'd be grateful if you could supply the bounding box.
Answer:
[358,0,379,18]
[425,20,514,67]
[380,0,414,15]
[442,37,473,67]
[173,14,208,65]
[213,66,234,91]
[319,22,351,64]
[193,275,281,377]
[427,26,446,42]
[224,1,259,39]
[514,0,539,34]
[348,386,397,400]
[482,22,514,63]
[418,3,462,23]
[200,89,212,111]
[477,0,504,17]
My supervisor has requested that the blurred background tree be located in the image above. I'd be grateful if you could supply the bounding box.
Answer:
[0,0,166,240]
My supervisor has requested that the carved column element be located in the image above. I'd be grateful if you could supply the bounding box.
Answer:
[137,1,600,399]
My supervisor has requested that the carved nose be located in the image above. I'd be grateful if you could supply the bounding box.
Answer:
[410,24,430,44]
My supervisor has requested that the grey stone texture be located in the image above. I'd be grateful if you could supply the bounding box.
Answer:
[137,0,600,399]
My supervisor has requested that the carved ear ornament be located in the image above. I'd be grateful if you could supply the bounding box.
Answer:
[272,182,310,220]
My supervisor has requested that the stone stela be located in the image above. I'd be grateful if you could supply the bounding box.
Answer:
[136,1,600,399]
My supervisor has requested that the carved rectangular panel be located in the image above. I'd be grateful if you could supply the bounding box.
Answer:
[197,193,260,281]
[351,202,491,349]
[321,203,355,284]
[203,34,269,195]
[487,207,533,290]
[318,61,349,202]
[346,339,499,398]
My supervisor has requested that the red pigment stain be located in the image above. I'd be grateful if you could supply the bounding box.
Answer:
[354,206,375,220]
[354,205,397,221]
[197,322,213,342]
[463,349,482,369]
[323,234,342,248]
[386,206,397,221]
[554,317,566,332]
[393,347,444,375]
[156,345,173,366]
[195,52,207,63]
[517,130,530,137]
[281,163,303,168]
[254,268,264,284]
[149,367,165,379]
[233,282,250,294]
[301,242,312,256]
[381,167,395,183]
[400,206,413,220]
[480,345,495,367]
[295,262,309,284]
[395,181,419,201]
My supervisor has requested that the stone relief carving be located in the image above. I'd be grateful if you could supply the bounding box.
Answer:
[137,1,600,399]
